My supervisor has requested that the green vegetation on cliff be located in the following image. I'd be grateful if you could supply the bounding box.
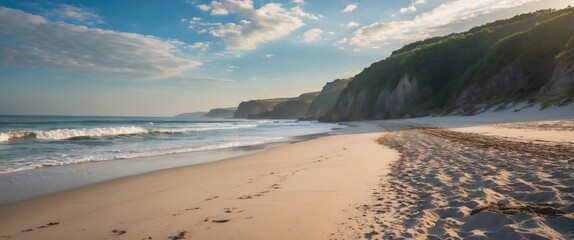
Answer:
[325,7,574,121]
[234,93,320,119]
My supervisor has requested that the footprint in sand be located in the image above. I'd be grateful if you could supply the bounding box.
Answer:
[111,229,127,236]
[212,219,231,223]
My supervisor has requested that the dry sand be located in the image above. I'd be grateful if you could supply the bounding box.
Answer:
[1,105,573,240]
[337,106,574,239]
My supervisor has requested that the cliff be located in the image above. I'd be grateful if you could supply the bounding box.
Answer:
[254,92,320,119]
[204,107,237,118]
[540,36,574,96]
[233,92,321,119]
[233,98,296,118]
[304,78,352,119]
[323,8,574,121]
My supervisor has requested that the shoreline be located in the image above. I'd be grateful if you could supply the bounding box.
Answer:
[0,121,395,239]
[0,123,341,205]
[1,105,573,239]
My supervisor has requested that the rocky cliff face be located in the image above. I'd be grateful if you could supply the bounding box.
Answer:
[305,78,351,119]
[324,75,423,121]
[204,107,237,118]
[455,66,527,110]
[373,75,423,119]
[233,99,290,118]
[541,38,574,95]
[253,92,319,119]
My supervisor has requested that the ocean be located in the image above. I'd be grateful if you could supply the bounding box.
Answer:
[0,115,341,203]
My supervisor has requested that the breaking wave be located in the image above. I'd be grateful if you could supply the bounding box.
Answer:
[0,124,257,142]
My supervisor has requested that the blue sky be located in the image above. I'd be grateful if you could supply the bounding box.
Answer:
[0,0,571,116]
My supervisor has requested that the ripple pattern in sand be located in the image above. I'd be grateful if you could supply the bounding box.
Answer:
[344,128,574,240]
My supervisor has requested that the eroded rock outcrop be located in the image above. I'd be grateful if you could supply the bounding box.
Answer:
[373,75,422,119]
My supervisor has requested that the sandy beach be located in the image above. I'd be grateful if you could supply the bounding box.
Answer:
[0,122,397,240]
[1,105,573,240]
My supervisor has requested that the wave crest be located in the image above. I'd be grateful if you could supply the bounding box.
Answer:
[1,126,148,142]
[0,124,258,142]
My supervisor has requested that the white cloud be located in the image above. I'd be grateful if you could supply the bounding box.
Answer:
[263,54,274,58]
[47,4,105,25]
[399,6,417,13]
[338,0,543,48]
[293,0,305,3]
[0,7,200,80]
[399,0,427,14]
[187,42,211,53]
[205,0,311,50]
[291,5,319,20]
[209,0,254,15]
[347,21,360,28]
[302,28,323,42]
[198,4,211,11]
[343,3,358,13]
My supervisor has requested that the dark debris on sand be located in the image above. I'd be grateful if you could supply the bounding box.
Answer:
[168,231,188,240]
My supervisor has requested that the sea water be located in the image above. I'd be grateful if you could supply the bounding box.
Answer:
[0,115,340,203]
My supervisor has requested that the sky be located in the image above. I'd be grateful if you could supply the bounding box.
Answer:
[0,0,572,116]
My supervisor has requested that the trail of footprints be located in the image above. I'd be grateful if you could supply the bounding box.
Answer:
[143,147,349,239]
[8,147,349,239]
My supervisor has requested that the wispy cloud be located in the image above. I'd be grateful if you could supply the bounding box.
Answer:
[338,0,543,48]
[302,28,323,42]
[47,4,105,25]
[346,21,360,28]
[290,5,319,20]
[343,3,358,13]
[196,0,317,51]
[263,54,274,58]
[0,7,200,80]
[187,42,212,53]
[400,0,427,14]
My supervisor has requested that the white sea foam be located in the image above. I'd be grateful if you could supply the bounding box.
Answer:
[0,124,258,142]
[0,126,149,141]
[0,133,9,142]
[34,126,149,140]
[0,137,284,174]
